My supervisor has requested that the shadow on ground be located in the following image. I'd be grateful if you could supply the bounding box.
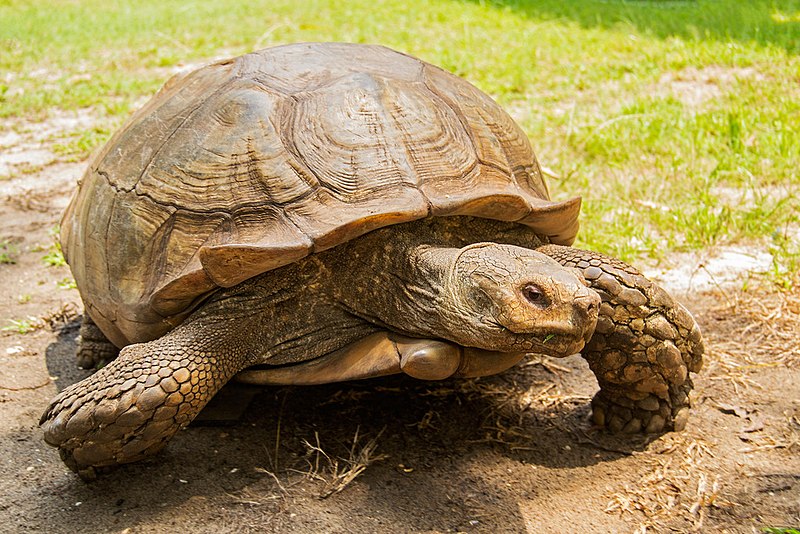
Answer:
[33,318,653,532]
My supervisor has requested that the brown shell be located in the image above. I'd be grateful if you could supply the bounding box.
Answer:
[61,42,581,347]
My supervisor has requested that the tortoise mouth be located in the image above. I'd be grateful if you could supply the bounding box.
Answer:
[481,318,592,358]
[529,333,590,358]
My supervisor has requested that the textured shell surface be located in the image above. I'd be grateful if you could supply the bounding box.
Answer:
[61,42,581,347]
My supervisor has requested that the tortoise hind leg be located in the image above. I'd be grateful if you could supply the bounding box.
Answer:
[76,313,120,369]
[537,244,704,433]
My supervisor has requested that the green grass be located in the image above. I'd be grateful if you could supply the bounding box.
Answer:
[41,243,66,267]
[1,0,798,278]
[2,317,41,334]
[40,228,66,267]
[52,125,112,162]
[56,277,77,290]
[0,239,18,265]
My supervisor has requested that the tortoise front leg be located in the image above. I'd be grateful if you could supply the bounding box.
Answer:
[40,322,251,478]
[537,245,704,433]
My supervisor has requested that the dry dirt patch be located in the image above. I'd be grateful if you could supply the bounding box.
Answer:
[654,66,766,108]
[0,110,98,178]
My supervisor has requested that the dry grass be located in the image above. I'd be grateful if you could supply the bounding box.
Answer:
[3,302,80,335]
[702,283,800,389]
[42,301,80,329]
[737,410,800,455]
[231,427,387,512]
[301,427,388,498]
[605,436,735,531]
[600,284,800,530]
[432,362,593,450]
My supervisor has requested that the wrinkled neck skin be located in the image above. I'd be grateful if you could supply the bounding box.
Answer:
[329,241,495,343]
[325,219,597,358]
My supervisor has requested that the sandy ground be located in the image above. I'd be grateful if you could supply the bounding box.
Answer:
[0,113,798,533]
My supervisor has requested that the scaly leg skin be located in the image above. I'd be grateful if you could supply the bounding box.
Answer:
[40,321,251,479]
[76,314,120,369]
[538,245,704,434]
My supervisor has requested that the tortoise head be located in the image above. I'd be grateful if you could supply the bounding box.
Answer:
[438,243,600,357]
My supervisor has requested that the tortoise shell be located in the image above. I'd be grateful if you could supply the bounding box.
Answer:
[61,42,581,347]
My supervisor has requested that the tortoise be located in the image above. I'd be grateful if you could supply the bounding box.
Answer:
[40,42,704,477]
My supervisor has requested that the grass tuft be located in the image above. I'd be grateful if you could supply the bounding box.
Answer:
[52,126,112,162]
[302,427,387,498]
[2,317,44,334]
[56,277,77,290]
[0,239,18,265]
[41,242,66,267]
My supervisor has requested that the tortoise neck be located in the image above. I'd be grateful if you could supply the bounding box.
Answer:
[322,222,462,340]
[181,217,543,367]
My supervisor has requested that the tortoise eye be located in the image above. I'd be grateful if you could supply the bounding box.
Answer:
[522,284,547,306]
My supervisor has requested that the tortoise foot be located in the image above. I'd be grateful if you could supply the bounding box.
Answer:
[76,315,120,369]
[41,336,239,475]
[42,389,174,477]
[590,381,692,434]
[586,332,695,434]
[40,347,185,474]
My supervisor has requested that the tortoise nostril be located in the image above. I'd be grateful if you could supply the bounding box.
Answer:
[576,293,600,316]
